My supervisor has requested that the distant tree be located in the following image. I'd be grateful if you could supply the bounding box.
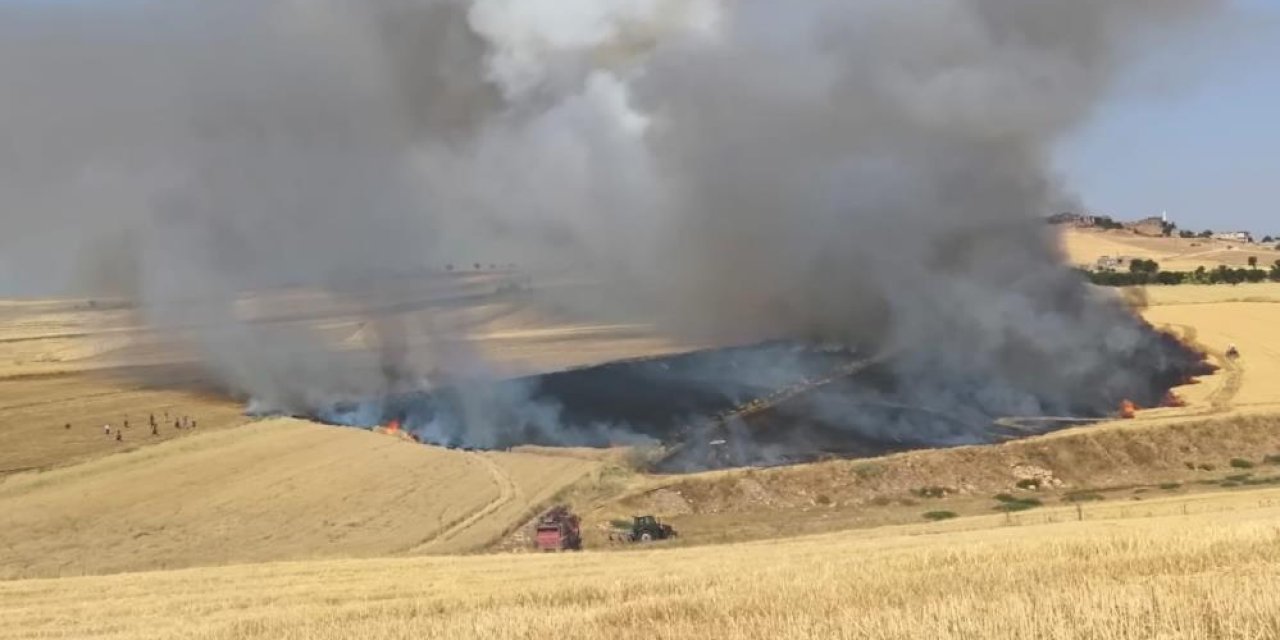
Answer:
[1190,265,1209,284]
[1248,256,1259,269]
[1271,260,1280,283]
[1129,258,1159,275]
[1198,229,1214,238]
[445,264,454,272]
[1179,230,1196,239]
[474,263,482,270]
[1263,235,1275,244]
[1094,216,1124,231]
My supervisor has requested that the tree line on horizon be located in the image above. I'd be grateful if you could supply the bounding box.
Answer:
[1082,256,1280,287]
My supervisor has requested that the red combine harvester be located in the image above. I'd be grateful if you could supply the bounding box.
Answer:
[534,506,582,552]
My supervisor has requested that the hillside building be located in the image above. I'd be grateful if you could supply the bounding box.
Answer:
[1212,231,1253,243]
[1125,216,1167,237]
[1047,212,1099,227]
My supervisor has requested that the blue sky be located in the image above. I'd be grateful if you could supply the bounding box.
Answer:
[1055,0,1280,236]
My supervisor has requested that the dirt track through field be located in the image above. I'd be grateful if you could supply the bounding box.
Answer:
[1141,299,1280,418]
[405,453,522,554]
[0,420,597,579]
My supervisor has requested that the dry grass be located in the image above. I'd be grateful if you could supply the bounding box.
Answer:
[0,419,597,579]
[3,487,1279,639]
[1061,228,1279,271]
[593,412,1280,546]
[0,373,245,473]
[412,449,601,554]
[1141,298,1280,412]
[0,278,697,382]
[0,279,694,473]
[1138,282,1280,306]
[5,266,1280,638]
[580,281,1280,546]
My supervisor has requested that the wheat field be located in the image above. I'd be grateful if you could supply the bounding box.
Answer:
[0,419,598,579]
[3,486,1279,639]
[4,274,1280,638]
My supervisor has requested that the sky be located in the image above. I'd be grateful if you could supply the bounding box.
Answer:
[1055,0,1280,236]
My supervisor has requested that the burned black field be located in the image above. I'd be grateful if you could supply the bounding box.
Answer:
[318,328,1213,472]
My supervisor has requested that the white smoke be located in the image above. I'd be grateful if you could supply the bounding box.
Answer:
[0,0,1222,438]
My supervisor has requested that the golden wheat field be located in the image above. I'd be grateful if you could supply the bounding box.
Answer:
[3,280,1280,639]
[3,486,1279,640]
[0,277,680,579]
[0,419,598,579]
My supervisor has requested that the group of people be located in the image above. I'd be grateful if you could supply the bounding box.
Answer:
[66,410,199,443]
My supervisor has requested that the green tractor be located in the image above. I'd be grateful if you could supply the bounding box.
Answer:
[627,515,677,542]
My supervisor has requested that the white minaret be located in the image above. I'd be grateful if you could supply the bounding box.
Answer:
[1162,210,1168,223]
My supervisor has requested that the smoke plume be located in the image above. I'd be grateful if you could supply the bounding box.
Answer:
[0,1,1220,446]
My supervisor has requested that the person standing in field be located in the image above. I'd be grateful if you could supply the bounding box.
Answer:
[103,424,111,436]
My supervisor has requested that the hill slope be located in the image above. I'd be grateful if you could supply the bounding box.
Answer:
[569,283,1280,546]
[0,419,596,579]
[1060,227,1278,271]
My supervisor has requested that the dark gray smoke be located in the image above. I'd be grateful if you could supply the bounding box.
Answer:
[0,1,1221,445]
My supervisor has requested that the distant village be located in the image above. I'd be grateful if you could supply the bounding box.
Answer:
[1047,212,1280,286]
[1047,212,1270,246]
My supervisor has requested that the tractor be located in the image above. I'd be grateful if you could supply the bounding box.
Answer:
[626,515,677,542]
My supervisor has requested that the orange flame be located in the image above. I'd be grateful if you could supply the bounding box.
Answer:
[1119,399,1137,419]
[1161,391,1187,408]
[386,418,400,435]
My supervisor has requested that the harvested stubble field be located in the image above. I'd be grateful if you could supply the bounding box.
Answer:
[0,278,676,577]
[1061,227,1280,271]
[0,289,689,475]
[0,419,599,579]
[3,281,1280,639]
[3,486,1279,639]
